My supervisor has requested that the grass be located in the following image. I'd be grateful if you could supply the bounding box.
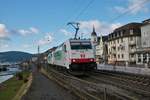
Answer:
[0,71,31,100]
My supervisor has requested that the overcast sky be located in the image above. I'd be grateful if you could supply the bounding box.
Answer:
[0,0,150,53]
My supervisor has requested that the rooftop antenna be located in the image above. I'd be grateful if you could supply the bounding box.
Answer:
[67,22,80,39]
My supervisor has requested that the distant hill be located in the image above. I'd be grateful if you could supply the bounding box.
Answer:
[0,51,33,63]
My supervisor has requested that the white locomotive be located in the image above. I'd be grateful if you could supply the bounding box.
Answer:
[47,38,97,73]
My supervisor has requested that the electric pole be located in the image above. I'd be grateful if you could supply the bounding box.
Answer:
[67,22,80,39]
[37,45,40,70]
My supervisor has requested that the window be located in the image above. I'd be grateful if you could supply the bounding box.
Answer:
[131,54,134,58]
[118,47,120,51]
[143,53,147,63]
[114,54,116,58]
[70,41,92,50]
[122,54,124,59]
[130,29,133,35]
[138,54,141,63]
[63,45,67,52]
[148,53,150,62]
[118,54,120,59]
[113,47,116,51]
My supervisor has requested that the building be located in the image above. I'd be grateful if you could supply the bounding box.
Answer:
[96,35,108,64]
[136,19,150,67]
[108,23,142,66]
[91,26,97,45]
[91,26,98,58]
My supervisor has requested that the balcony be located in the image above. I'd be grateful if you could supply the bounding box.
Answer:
[111,50,116,54]
[130,57,136,62]
[129,48,136,53]
[129,40,136,45]
[111,43,116,47]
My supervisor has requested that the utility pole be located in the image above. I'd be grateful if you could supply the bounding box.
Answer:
[67,22,80,39]
[81,33,84,39]
[37,45,40,70]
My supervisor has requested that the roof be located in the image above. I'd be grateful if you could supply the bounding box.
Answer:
[91,26,97,36]
[108,22,142,41]
[141,18,150,26]
[97,36,108,42]
[114,22,142,32]
[142,18,150,23]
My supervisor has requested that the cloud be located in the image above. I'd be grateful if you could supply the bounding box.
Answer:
[60,29,72,36]
[59,20,122,37]
[18,27,39,36]
[0,23,39,38]
[22,44,31,48]
[0,40,9,50]
[0,44,9,52]
[37,33,53,46]
[79,20,122,35]
[2,44,9,48]
[114,0,149,14]
[0,24,9,38]
[0,37,11,41]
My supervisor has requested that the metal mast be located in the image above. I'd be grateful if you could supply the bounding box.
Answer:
[67,22,80,39]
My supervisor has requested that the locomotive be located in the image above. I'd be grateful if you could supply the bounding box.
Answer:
[47,38,97,74]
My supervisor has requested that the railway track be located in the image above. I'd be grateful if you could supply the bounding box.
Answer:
[80,70,150,99]
[42,66,150,100]
[92,70,150,91]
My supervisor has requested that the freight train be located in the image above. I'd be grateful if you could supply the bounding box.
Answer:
[47,38,97,75]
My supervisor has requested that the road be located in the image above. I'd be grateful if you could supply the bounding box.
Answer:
[22,66,78,100]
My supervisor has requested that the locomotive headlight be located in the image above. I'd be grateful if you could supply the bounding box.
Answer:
[72,59,76,62]
[90,58,94,62]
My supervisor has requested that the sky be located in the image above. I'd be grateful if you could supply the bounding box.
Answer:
[0,0,150,54]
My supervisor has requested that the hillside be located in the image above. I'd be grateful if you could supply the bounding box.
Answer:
[0,51,33,63]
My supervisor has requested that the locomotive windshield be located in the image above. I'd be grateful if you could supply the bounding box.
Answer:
[70,41,92,50]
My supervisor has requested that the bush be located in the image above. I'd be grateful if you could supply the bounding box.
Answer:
[24,78,28,83]
[16,72,23,80]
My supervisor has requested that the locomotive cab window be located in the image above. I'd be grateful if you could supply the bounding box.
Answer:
[63,44,67,52]
[70,42,92,50]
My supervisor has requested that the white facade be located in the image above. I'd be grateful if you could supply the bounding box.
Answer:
[108,36,139,65]
[96,36,108,63]
[91,26,98,59]
[91,35,97,45]
[136,22,150,67]
[108,23,141,66]
[96,36,103,58]
[141,24,150,48]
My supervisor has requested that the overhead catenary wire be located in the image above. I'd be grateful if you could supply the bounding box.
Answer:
[108,0,150,23]
[52,1,93,34]
[51,0,150,46]
[52,0,95,37]
[74,0,95,20]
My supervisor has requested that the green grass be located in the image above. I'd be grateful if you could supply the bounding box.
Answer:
[0,71,31,100]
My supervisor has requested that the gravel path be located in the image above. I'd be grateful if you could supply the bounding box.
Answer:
[22,67,78,100]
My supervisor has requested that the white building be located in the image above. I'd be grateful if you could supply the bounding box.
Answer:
[136,19,150,67]
[91,26,98,58]
[108,23,142,66]
[96,35,108,63]
[91,26,97,45]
